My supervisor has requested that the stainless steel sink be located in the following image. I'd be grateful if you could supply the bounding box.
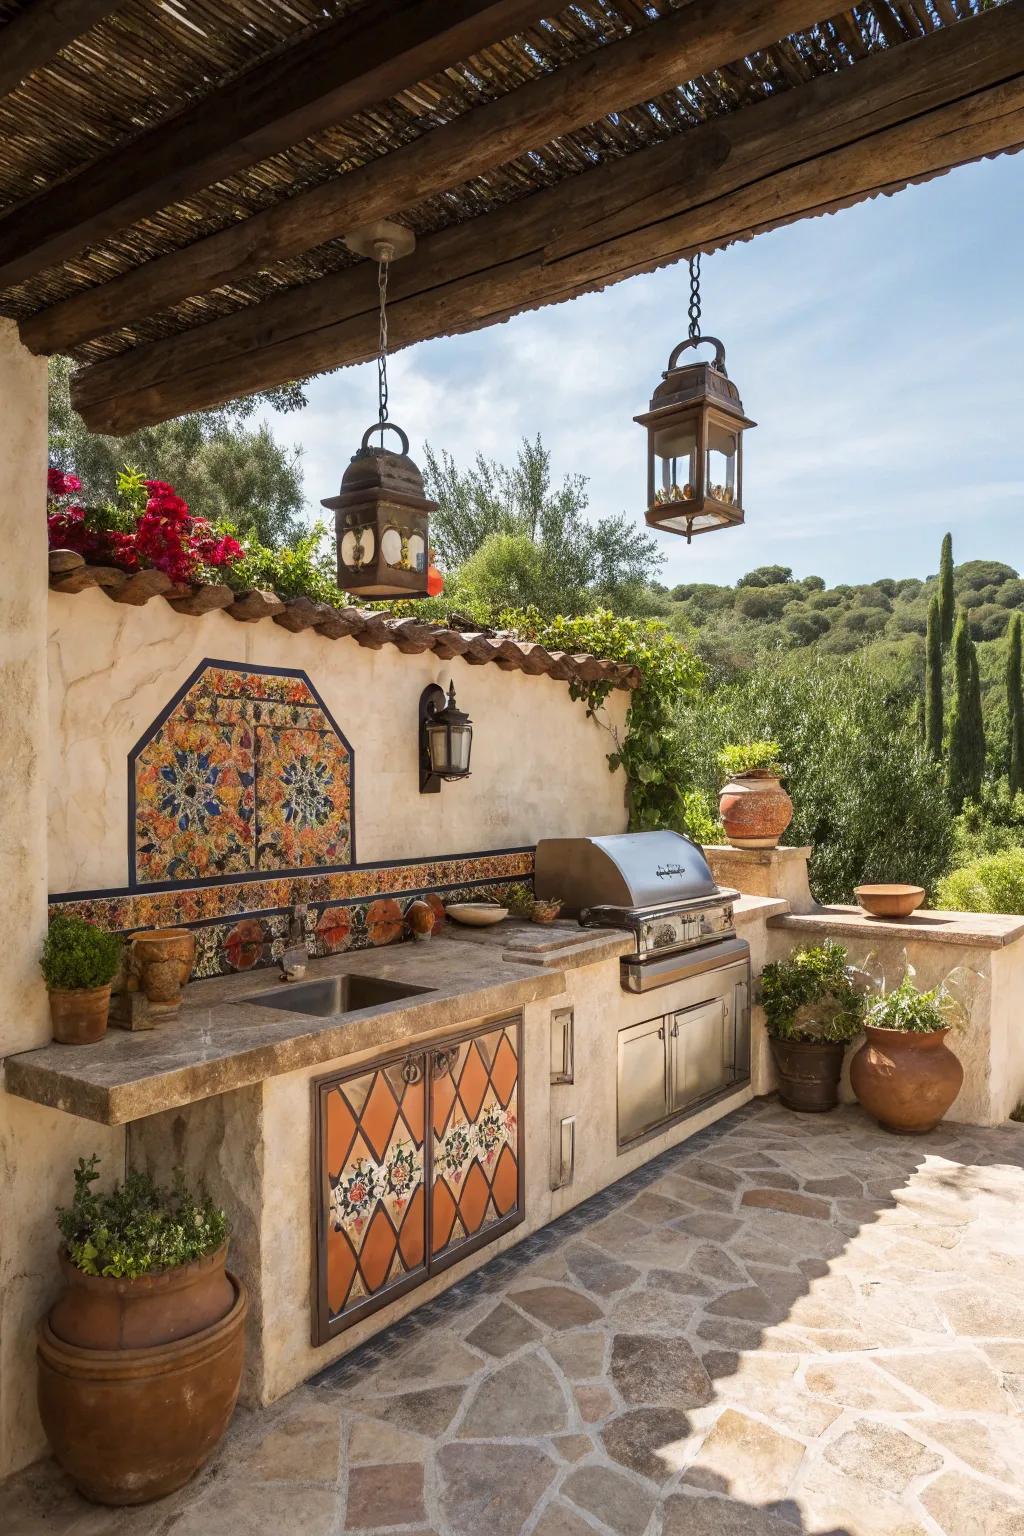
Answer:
[241,974,435,1017]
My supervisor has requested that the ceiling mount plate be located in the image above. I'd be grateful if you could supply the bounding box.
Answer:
[344,219,416,262]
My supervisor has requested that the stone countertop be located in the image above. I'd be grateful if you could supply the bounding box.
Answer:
[769,905,1024,949]
[3,921,632,1127]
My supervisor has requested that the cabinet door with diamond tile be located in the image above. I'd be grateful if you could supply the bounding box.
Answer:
[430,1016,523,1271]
[314,1052,427,1341]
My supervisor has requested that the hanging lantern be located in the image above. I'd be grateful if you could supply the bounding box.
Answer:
[320,221,437,600]
[634,256,756,543]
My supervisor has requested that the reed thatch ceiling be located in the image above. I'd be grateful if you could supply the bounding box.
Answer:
[1,0,1020,430]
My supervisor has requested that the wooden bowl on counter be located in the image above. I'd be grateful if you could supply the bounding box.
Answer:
[854,884,925,919]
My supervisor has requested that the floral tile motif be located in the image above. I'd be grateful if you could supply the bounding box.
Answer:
[131,662,352,885]
[323,1059,427,1322]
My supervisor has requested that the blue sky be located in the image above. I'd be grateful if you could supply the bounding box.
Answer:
[260,151,1023,591]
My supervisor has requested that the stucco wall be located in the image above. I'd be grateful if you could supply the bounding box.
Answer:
[0,321,125,1482]
[47,587,629,897]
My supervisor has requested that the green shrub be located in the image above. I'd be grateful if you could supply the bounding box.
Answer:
[57,1156,228,1278]
[41,914,121,991]
[937,848,1024,914]
[865,976,947,1034]
[760,942,864,1043]
[718,740,783,778]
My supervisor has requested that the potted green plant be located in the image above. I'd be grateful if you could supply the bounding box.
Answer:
[41,914,122,1044]
[506,883,563,923]
[718,740,793,850]
[37,1156,247,1506]
[850,975,964,1134]
[760,942,864,1113]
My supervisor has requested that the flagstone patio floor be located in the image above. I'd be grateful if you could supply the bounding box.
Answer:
[5,1100,1024,1536]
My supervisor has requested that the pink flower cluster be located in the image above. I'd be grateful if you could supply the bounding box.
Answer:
[46,471,243,587]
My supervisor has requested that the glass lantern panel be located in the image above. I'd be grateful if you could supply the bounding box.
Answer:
[380,526,403,567]
[706,420,738,507]
[407,533,426,574]
[447,725,472,774]
[340,525,374,569]
[652,415,699,508]
[426,720,450,773]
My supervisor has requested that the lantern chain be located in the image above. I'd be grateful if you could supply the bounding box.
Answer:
[376,248,391,440]
[687,253,702,340]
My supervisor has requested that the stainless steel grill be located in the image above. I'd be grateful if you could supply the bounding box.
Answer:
[534,831,741,989]
[534,831,751,1146]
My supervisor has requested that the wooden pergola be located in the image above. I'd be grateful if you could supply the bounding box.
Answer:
[1,0,1021,434]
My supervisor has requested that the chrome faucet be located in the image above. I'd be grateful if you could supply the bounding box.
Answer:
[279,902,308,980]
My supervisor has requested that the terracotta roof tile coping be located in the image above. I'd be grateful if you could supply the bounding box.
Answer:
[47,553,641,691]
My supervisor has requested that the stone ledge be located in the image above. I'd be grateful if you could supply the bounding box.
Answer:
[769,905,1024,950]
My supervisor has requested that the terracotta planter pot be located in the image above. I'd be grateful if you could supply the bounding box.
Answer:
[132,929,195,1015]
[769,1037,846,1114]
[850,1025,963,1134]
[48,985,111,1045]
[50,1241,234,1351]
[38,1273,247,1506]
[719,773,793,850]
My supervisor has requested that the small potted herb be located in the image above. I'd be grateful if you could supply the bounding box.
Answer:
[38,1156,246,1506]
[41,914,122,1044]
[851,975,964,1134]
[718,740,793,850]
[506,883,563,924]
[760,942,864,1113]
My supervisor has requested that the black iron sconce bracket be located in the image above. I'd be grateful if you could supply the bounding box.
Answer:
[419,683,446,794]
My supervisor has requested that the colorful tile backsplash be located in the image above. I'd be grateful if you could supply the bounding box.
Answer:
[51,658,534,979]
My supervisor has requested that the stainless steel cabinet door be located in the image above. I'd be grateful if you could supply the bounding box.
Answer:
[669,998,729,1112]
[617,1015,669,1145]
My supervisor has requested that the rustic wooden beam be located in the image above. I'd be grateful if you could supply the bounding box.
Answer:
[0,0,554,289]
[0,0,118,99]
[71,4,1024,432]
[21,0,838,354]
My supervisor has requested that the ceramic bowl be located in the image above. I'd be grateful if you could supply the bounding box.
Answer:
[444,904,509,927]
[854,884,925,919]
[530,899,563,923]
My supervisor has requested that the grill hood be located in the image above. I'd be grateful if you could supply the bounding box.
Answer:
[534,831,719,916]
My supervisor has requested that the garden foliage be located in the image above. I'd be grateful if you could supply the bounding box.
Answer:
[57,1156,228,1279]
[760,942,864,1043]
[41,915,121,991]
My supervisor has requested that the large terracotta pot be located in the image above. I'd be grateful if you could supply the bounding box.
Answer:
[49,1241,234,1351]
[48,985,111,1045]
[769,1038,845,1114]
[132,928,196,1016]
[719,773,793,849]
[850,1025,963,1134]
[38,1271,247,1506]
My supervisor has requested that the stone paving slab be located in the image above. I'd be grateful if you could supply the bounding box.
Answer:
[4,1102,1024,1535]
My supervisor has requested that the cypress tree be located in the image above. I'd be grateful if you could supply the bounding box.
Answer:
[947,608,985,810]
[1009,613,1024,795]
[924,595,944,761]
[938,532,955,648]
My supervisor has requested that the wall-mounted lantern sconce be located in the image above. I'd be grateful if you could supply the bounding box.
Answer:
[420,681,473,793]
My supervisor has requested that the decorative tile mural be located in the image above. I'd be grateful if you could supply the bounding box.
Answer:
[131,662,353,885]
[50,657,535,980]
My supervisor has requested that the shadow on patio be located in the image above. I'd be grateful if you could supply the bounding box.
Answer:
[3,1099,1024,1535]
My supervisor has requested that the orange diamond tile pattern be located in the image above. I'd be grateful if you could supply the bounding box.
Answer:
[431,1022,520,1259]
[323,1059,426,1322]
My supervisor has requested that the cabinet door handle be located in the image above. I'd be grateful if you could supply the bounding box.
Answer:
[432,1047,459,1078]
[401,1056,423,1085]
[658,1025,665,1041]
[672,1021,680,1038]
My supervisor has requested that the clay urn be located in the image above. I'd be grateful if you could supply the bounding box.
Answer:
[38,1244,246,1505]
[850,1025,964,1134]
[132,929,196,1016]
[719,771,793,850]
[406,899,435,942]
